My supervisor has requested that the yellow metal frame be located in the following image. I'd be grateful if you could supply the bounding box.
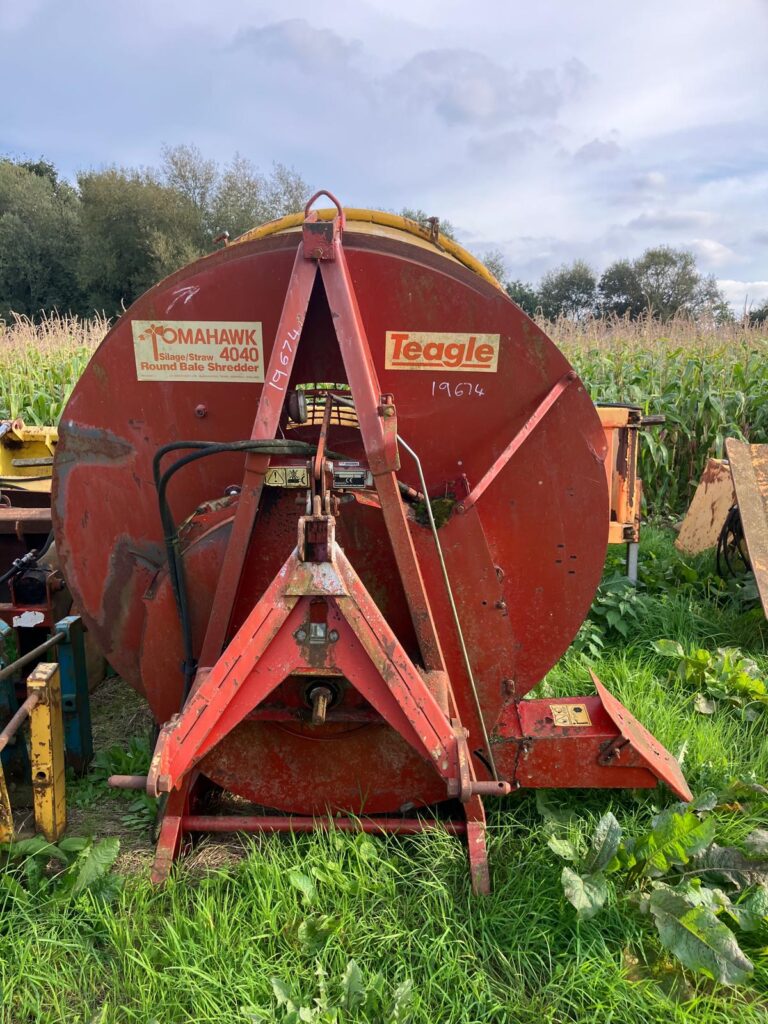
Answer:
[0,419,58,493]
[27,663,66,840]
[231,208,505,292]
[598,407,642,545]
[0,760,11,842]
[0,662,66,843]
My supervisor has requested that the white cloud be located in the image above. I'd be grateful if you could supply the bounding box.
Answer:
[691,238,740,268]
[717,280,768,311]
[0,0,766,286]
[634,171,666,191]
[628,210,714,231]
[573,138,622,162]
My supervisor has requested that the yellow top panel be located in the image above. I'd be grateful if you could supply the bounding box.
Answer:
[232,208,504,292]
[0,421,57,492]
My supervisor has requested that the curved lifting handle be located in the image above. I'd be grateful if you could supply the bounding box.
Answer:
[304,190,345,229]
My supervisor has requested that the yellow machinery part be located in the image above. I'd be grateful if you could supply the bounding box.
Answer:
[0,761,11,842]
[232,207,505,293]
[27,662,66,841]
[0,420,57,493]
[597,406,642,545]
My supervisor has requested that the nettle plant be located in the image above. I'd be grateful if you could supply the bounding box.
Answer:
[549,797,768,986]
[652,640,768,719]
[0,835,121,900]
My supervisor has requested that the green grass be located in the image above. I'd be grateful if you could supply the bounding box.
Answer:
[2,527,767,1023]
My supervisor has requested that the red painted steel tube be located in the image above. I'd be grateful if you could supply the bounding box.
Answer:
[0,691,40,753]
[457,371,577,514]
[108,774,149,790]
[181,815,468,835]
[0,631,65,683]
[198,249,318,668]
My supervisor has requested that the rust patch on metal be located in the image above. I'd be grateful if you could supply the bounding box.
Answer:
[676,458,735,555]
[55,422,134,467]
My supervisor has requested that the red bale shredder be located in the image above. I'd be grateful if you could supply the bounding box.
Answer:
[53,195,689,891]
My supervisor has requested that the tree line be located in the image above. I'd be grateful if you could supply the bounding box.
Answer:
[486,251,764,325]
[1,146,763,324]
[0,146,310,321]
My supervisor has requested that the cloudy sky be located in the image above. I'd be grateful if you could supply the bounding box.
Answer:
[2,0,766,306]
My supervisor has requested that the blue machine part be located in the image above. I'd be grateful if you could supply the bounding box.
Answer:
[54,616,94,773]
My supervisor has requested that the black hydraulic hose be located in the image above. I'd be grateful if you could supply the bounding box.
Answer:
[154,434,421,707]
[155,439,322,706]
[0,530,55,588]
[716,504,749,579]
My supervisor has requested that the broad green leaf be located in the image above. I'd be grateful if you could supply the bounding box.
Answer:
[691,790,718,812]
[674,879,732,914]
[57,837,91,855]
[649,889,753,985]
[535,790,577,826]
[72,837,120,895]
[288,869,316,905]
[340,959,365,1011]
[561,867,608,921]
[744,829,768,856]
[741,885,768,923]
[635,810,716,875]
[0,873,26,902]
[388,978,414,1024]
[652,639,685,659]
[271,978,296,1009]
[297,914,338,953]
[582,812,622,874]
[6,836,60,858]
[547,836,580,862]
[694,844,768,889]
[694,693,716,714]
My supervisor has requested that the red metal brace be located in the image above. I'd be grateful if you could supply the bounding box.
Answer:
[149,196,512,891]
[197,192,443,677]
[148,509,508,890]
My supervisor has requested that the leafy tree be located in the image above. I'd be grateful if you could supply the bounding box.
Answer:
[161,143,217,220]
[538,259,597,320]
[505,279,539,317]
[598,258,646,318]
[210,157,310,240]
[77,168,204,312]
[0,160,82,319]
[598,247,728,321]
[480,248,507,285]
[748,300,768,326]
[633,246,724,321]
[18,158,59,189]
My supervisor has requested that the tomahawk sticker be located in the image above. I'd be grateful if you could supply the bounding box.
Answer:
[385,331,500,372]
[132,320,264,382]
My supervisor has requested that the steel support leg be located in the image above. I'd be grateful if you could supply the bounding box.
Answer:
[54,616,93,773]
[27,663,66,841]
[464,795,490,895]
[626,541,639,584]
[151,773,196,884]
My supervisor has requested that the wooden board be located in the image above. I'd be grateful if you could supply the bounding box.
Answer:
[726,440,768,619]
[675,458,735,555]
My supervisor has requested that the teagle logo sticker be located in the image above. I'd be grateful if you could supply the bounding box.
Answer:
[132,320,264,382]
[385,331,500,373]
